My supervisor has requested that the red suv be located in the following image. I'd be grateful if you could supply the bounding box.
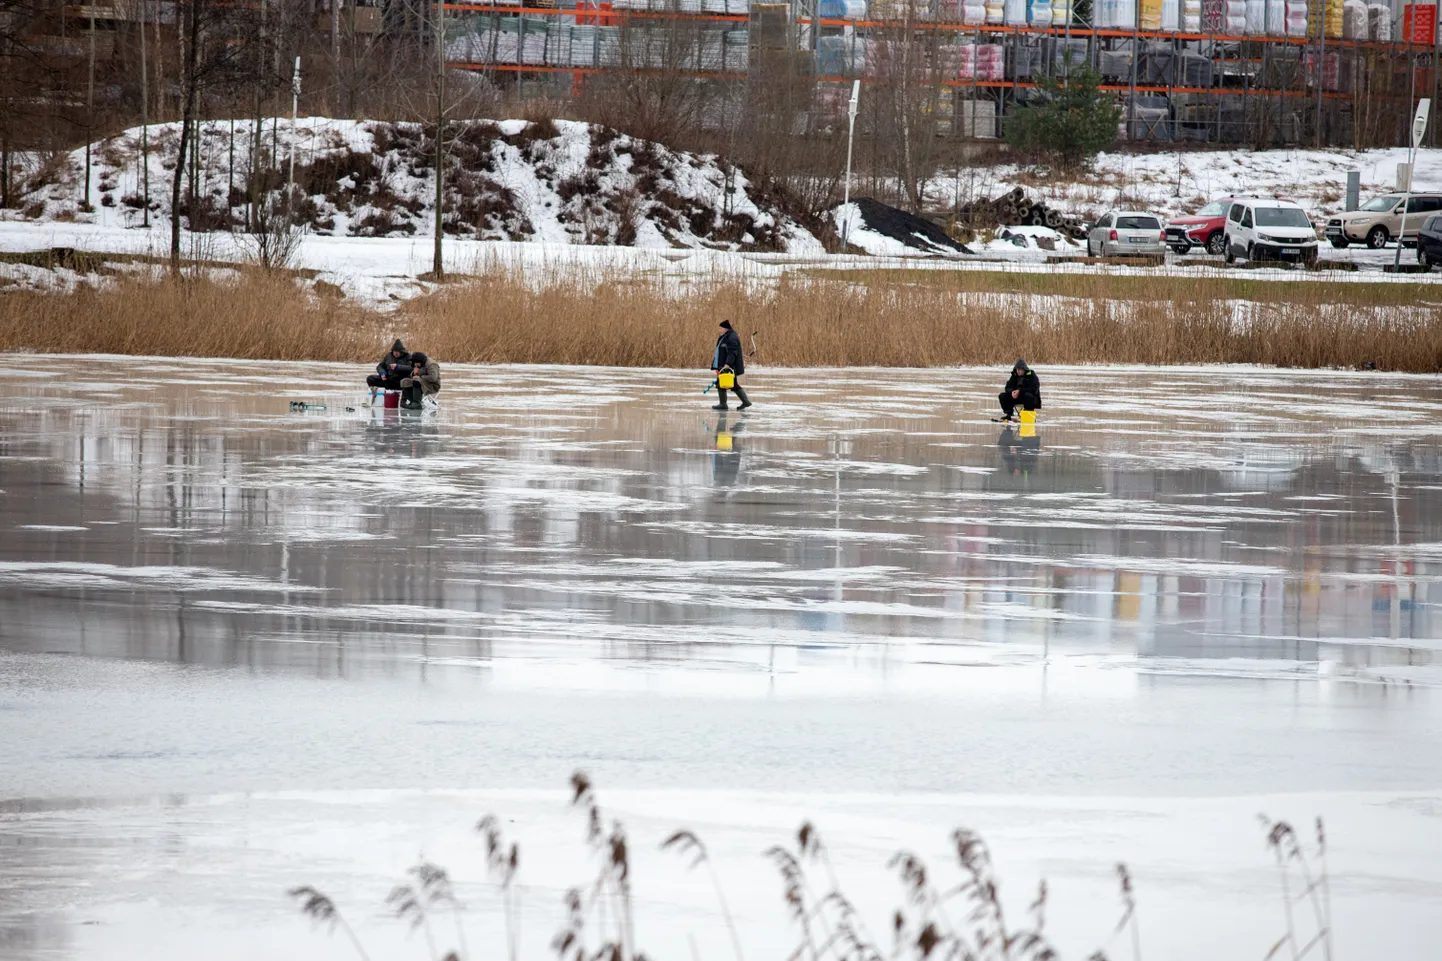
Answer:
[1164,198,1234,255]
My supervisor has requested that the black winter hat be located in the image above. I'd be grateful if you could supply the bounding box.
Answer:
[410,352,428,366]
[391,339,407,353]
[1014,358,1028,371]
[719,320,733,330]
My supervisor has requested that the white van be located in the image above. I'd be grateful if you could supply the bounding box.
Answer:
[1223,198,1319,266]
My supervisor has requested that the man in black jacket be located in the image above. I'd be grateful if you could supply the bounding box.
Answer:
[367,339,413,395]
[998,358,1041,421]
[711,320,752,411]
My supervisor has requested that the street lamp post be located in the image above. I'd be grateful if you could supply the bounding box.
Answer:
[841,78,860,253]
[287,56,301,209]
[1395,98,1431,271]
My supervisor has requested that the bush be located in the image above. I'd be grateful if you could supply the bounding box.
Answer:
[1004,64,1121,172]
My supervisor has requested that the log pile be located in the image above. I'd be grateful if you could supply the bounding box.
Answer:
[954,187,1089,239]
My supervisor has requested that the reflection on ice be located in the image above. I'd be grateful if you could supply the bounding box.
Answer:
[4,358,1442,961]
[2,358,1441,687]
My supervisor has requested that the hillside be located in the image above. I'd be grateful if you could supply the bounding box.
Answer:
[2,118,829,254]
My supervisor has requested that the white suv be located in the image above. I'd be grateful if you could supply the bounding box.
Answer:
[1223,198,1320,266]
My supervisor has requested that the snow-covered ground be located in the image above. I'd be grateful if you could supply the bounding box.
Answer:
[2,359,1441,960]
[0,118,825,253]
[2,126,1440,304]
[1,216,1436,310]
[935,145,1442,225]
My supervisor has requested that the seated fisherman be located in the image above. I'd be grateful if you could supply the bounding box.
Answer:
[998,358,1041,423]
[367,339,413,399]
[399,352,440,410]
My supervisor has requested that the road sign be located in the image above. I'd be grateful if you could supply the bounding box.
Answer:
[1415,99,1432,148]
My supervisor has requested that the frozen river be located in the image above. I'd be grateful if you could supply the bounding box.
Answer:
[2,358,1442,961]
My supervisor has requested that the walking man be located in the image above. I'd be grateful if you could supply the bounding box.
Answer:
[711,320,751,411]
[997,358,1041,422]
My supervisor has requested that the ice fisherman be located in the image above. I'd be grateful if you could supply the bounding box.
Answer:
[368,339,414,395]
[399,352,441,410]
[711,320,751,411]
[997,358,1041,422]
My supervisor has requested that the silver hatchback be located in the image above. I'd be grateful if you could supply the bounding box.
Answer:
[1087,211,1167,257]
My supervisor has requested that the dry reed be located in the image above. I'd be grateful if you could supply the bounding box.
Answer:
[4,265,1441,371]
[286,772,1336,961]
[0,272,373,361]
[404,267,1442,372]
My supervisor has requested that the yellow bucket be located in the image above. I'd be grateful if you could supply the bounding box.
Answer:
[1020,424,1036,438]
[717,371,736,389]
[1019,409,1037,425]
[716,433,734,451]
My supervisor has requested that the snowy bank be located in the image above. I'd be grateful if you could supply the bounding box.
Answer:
[2,117,829,255]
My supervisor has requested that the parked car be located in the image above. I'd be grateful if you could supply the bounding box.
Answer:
[1086,211,1166,257]
[1418,215,1442,269]
[1164,197,1235,255]
[1325,193,1442,249]
[1223,198,1320,265]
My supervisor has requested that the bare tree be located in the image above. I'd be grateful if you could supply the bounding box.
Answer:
[169,0,264,268]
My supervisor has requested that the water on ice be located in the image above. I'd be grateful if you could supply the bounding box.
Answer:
[2,358,1441,960]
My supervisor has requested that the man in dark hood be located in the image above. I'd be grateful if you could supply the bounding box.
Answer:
[367,339,413,396]
[997,358,1041,422]
[399,352,440,410]
[710,320,751,411]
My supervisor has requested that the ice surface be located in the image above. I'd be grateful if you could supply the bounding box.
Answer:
[2,358,1441,960]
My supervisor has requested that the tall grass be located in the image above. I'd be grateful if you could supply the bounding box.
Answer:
[0,272,373,361]
[404,267,1442,371]
[3,265,1441,371]
[288,772,1336,961]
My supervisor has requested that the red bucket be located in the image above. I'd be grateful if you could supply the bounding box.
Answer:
[383,391,400,409]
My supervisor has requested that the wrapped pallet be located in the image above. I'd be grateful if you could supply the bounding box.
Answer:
[546,22,570,64]
[817,35,850,73]
[723,28,748,71]
[598,25,622,65]
[571,24,597,66]
[959,100,998,138]
[1367,1,1391,37]
[1181,50,1212,82]
[1140,0,1164,28]
[1285,0,1308,34]
[1342,0,1368,34]
[1245,0,1265,31]
[1099,40,1133,76]
[1265,0,1285,31]
[1029,0,1055,24]
[1182,0,1203,28]
[1327,0,1343,33]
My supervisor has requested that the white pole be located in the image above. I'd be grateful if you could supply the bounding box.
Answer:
[1396,98,1430,271]
[842,78,860,253]
[288,56,301,206]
